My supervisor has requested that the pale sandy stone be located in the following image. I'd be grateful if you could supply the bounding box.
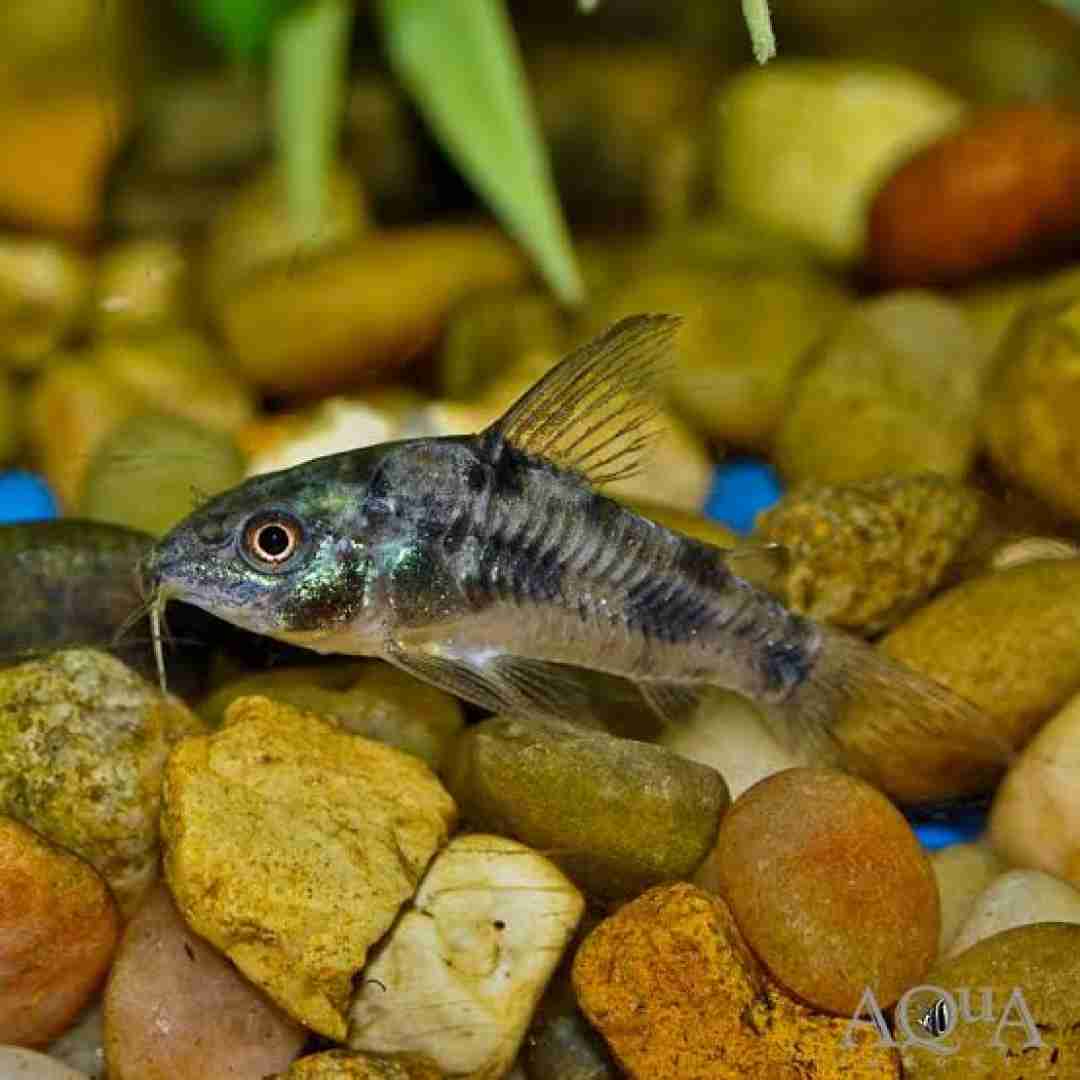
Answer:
[660,690,809,803]
[929,841,1004,954]
[716,61,963,264]
[0,1047,90,1078]
[949,869,1080,956]
[990,685,1080,884]
[349,834,584,1080]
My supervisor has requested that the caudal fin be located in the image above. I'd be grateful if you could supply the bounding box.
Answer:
[761,624,1017,808]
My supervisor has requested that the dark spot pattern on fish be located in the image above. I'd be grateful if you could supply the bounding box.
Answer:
[482,434,529,497]
[365,464,392,505]
[583,491,623,531]
[624,574,715,644]
[761,633,812,696]
[441,511,470,556]
[510,533,564,604]
[676,537,734,591]
[465,461,487,494]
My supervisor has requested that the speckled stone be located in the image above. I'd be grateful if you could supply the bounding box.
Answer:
[0,649,204,914]
[755,474,982,634]
[900,924,1080,1077]
[161,695,456,1040]
[272,1051,444,1079]
[572,883,900,1079]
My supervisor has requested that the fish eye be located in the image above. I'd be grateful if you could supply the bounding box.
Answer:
[241,512,304,570]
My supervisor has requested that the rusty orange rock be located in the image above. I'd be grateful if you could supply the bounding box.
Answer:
[708,768,939,1016]
[869,105,1080,285]
[572,882,900,1080]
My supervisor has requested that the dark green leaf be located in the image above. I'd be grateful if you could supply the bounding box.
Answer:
[182,0,298,57]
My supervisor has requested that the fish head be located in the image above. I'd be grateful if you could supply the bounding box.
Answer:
[143,449,382,645]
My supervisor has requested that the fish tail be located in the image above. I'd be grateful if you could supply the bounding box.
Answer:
[758,624,1017,807]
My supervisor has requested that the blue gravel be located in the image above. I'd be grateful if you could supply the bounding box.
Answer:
[0,470,59,523]
[704,458,783,534]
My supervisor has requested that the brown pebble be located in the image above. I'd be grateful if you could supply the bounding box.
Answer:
[218,225,527,395]
[0,816,120,1047]
[869,105,1080,285]
[709,768,939,1015]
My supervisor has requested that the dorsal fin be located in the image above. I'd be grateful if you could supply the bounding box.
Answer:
[483,313,682,486]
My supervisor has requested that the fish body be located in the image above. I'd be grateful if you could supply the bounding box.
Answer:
[146,315,1004,778]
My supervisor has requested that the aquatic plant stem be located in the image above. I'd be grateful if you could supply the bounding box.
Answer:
[272,0,353,248]
[742,0,776,64]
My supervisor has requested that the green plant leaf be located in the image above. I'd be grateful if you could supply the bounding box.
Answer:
[271,0,353,246]
[182,0,298,58]
[377,0,584,306]
[1046,0,1080,18]
[741,0,776,64]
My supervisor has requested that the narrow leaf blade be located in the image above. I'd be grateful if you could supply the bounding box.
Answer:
[183,0,296,58]
[271,0,353,244]
[377,0,584,306]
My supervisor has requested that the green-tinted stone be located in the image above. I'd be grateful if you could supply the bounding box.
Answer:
[0,648,204,914]
[596,265,852,450]
[444,715,729,899]
[79,411,244,538]
[775,293,983,485]
[199,660,464,771]
[438,287,568,400]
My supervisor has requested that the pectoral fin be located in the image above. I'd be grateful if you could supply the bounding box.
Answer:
[384,641,596,722]
[637,681,704,726]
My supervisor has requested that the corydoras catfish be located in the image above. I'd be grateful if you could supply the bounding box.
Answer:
[144,314,1009,788]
